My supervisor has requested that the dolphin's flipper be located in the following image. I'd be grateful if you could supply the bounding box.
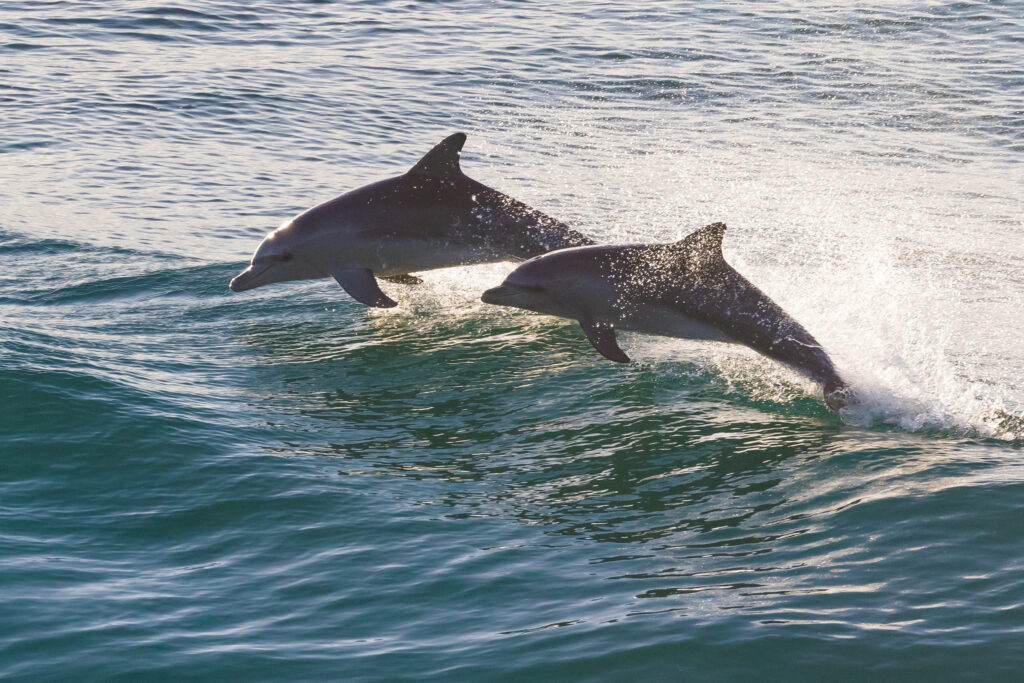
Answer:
[408,132,467,179]
[580,320,630,363]
[332,268,398,308]
[381,274,423,285]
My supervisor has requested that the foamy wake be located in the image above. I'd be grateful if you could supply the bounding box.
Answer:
[385,121,1023,441]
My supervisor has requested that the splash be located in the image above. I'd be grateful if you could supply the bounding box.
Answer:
[470,117,1023,439]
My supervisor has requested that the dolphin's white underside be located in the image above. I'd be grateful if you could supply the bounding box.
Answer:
[616,303,733,343]
[233,236,499,292]
[363,238,497,276]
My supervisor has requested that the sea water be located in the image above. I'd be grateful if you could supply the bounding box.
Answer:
[1,2,1022,680]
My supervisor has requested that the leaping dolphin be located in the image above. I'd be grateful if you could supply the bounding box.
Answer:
[481,222,855,411]
[229,133,594,307]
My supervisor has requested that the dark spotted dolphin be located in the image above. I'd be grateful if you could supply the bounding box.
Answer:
[229,133,594,307]
[482,222,855,410]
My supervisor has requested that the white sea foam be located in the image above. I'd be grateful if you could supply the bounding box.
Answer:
[471,116,1023,439]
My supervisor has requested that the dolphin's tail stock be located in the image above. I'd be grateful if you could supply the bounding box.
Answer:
[823,376,858,412]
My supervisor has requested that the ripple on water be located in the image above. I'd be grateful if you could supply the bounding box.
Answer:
[1,0,1023,680]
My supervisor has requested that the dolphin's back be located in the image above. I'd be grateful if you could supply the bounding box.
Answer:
[292,170,592,259]
[460,177,594,258]
[622,224,844,389]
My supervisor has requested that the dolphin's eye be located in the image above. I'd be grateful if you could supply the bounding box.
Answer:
[276,253,294,262]
[518,284,544,293]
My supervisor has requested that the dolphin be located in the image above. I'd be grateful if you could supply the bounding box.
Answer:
[481,222,855,411]
[229,132,594,307]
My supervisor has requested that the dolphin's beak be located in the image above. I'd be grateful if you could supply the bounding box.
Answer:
[481,284,521,305]
[229,265,268,292]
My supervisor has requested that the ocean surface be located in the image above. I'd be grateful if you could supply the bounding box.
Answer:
[2,1,1022,680]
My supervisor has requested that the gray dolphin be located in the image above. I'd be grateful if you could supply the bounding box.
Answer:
[229,132,594,307]
[482,222,855,411]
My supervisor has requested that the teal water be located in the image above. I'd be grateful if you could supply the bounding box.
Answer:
[2,2,1023,680]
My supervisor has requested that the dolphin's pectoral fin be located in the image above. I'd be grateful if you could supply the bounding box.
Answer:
[381,274,423,285]
[332,268,398,308]
[580,320,630,363]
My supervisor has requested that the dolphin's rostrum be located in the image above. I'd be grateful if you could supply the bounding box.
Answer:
[482,223,855,411]
[229,133,594,306]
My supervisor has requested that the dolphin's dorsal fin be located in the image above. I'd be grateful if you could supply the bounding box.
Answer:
[408,132,467,178]
[672,222,727,268]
